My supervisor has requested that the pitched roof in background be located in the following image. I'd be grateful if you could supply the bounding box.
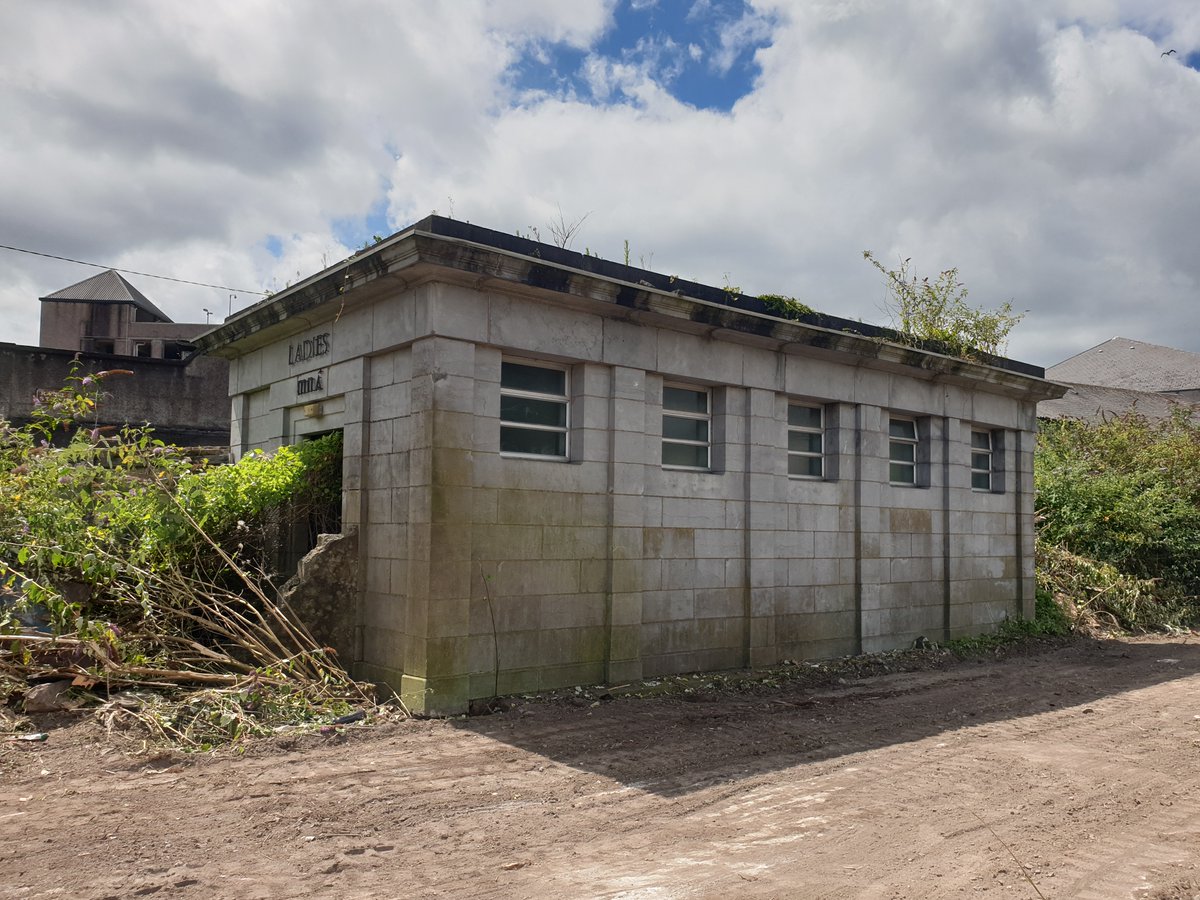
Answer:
[1047,337,1200,393]
[1037,381,1200,423]
[39,269,171,323]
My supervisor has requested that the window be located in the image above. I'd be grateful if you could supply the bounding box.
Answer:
[500,360,568,458]
[662,385,710,469]
[971,430,994,491]
[133,341,152,358]
[889,417,919,485]
[788,403,824,478]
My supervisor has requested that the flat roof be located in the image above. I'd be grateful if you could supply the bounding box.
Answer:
[197,216,1051,385]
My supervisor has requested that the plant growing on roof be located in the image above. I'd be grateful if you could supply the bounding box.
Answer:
[515,206,591,251]
[721,274,743,304]
[548,205,590,250]
[758,294,816,320]
[863,251,1023,360]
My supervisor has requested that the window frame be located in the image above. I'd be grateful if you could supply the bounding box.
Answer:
[787,402,824,480]
[969,428,1005,493]
[888,416,920,486]
[499,359,570,460]
[661,383,711,471]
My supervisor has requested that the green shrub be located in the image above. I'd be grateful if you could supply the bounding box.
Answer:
[1016,589,1072,638]
[166,433,342,571]
[0,364,341,628]
[758,294,816,320]
[863,251,1024,359]
[1037,538,1193,631]
[0,366,363,743]
[1036,411,1200,594]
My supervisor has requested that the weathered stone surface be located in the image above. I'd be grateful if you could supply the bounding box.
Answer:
[203,219,1063,715]
[277,531,359,667]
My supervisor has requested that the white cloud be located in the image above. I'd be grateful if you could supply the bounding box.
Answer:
[0,0,612,339]
[710,7,777,75]
[2,0,1200,368]
[687,0,714,24]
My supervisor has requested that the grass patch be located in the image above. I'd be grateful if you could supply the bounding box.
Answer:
[943,591,1073,658]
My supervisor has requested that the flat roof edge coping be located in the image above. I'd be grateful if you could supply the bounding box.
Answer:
[194,216,1063,400]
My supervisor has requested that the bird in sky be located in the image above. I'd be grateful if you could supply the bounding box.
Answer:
[1162,49,1177,57]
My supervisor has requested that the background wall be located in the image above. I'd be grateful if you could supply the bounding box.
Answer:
[0,343,230,446]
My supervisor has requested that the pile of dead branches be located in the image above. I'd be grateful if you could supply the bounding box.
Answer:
[1036,539,1192,634]
[1,548,377,747]
[0,366,379,748]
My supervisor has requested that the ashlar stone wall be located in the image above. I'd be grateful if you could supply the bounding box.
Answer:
[222,276,1043,716]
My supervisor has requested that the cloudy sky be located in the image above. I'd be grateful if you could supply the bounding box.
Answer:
[2,0,1198,368]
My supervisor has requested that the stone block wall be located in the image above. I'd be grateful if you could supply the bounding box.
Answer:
[1,342,229,446]
[222,277,1045,716]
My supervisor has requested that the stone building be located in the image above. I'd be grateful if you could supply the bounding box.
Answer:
[196,217,1064,715]
[39,269,207,360]
[1,270,229,446]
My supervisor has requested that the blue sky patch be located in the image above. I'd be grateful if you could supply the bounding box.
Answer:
[510,0,777,110]
[332,195,393,249]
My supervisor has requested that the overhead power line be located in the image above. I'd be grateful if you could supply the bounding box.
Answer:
[0,242,269,295]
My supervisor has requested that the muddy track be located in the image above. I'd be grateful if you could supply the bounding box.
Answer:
[4,636,1200,899]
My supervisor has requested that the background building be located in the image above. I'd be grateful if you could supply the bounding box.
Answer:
[1039,337,1200,422]
[1,270,229,446]
[38,269,207,359]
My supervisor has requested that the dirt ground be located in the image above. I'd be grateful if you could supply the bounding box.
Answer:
[5,636,1200,899]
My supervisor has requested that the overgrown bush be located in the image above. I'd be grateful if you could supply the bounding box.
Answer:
[1036,409,1200,630]
[1037,410,1200,593]
[163,434,342,576]
[1037,540,1191,632]
[0,364,341,615]
[0,363,363,741]
[863,251,1024,359]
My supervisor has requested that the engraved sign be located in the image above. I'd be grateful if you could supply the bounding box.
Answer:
[296,368,324,396]
[289,332,330,366]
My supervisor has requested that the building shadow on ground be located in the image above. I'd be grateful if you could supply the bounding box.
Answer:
[450,637,1200,797]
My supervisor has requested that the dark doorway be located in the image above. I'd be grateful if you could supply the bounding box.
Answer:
[280,429,344,578]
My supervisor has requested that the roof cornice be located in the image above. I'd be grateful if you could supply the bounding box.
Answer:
[194,217,1064,402]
